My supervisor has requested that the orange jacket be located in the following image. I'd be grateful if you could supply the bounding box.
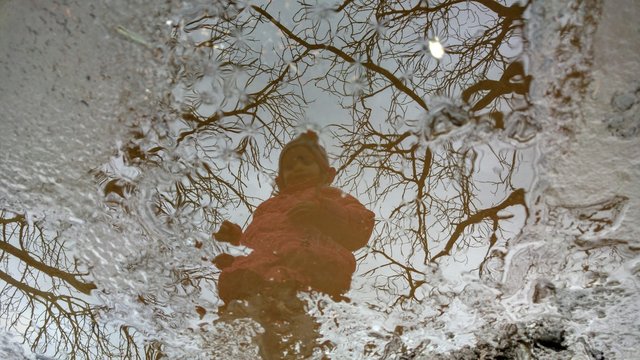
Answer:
[217,186,374,303]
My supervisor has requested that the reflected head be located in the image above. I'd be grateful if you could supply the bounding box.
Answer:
[276,131,336,190]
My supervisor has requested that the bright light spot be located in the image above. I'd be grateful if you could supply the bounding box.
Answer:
[428,37,445,59]
[166,20,173,26]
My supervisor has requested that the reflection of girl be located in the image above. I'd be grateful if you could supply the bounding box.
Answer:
[213,130,374,357]
[213,130,374,303]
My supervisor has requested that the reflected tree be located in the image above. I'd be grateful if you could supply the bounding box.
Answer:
[151,0,532,305]
[0,210,166,359]
[1,0,535,357]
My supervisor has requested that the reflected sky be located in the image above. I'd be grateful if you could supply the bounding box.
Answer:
[0,0,539,358]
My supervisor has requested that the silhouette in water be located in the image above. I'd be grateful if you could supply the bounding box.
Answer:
[213,130,375,358]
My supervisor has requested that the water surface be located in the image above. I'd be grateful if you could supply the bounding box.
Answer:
[1,0,637,359]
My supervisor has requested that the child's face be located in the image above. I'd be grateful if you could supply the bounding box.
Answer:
[280,146,323,188]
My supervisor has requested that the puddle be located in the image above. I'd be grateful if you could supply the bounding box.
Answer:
[1,0,638,359]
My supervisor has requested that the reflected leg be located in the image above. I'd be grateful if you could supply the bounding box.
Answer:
[219,287,321,359]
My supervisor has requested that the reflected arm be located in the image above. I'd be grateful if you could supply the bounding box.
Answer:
[316,192,375,251]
